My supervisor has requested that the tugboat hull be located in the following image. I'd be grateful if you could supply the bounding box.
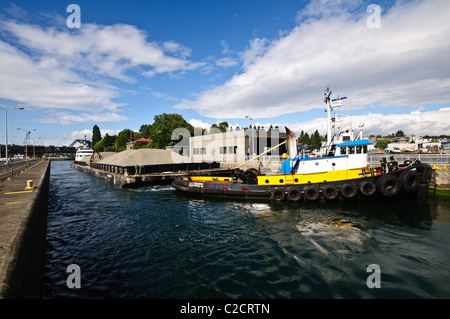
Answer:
[173,163,432,201]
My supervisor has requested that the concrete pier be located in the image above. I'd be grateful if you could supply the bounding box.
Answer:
[72,162,190,187]
[431,167,450,191]
[0,160,50,298]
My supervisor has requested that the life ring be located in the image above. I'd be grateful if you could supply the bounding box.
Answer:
[376,175,401,197]
[272,188,286,201]
[399,170,420,193]
[359,181,376,196]
[287,188,302,202]
[322,185,338,200]
[340,184,357,199]
[304,186,320,201]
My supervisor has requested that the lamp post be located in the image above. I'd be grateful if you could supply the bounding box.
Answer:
[0,106,24,163]
[245,115,254,157]
[17,128,35,162]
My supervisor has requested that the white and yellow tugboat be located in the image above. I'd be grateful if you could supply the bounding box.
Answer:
[173,88,432,201]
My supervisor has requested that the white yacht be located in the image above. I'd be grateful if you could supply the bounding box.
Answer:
[75,143,94,163]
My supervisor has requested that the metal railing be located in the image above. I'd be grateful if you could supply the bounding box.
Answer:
[0,159,43,181]
[369,153,450,166]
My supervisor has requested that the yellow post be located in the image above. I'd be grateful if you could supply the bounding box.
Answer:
[25,180,34,190]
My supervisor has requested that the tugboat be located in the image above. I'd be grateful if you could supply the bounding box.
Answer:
[173,88,432,201]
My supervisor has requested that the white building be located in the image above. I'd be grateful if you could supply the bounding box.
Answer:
[189,129,289,166]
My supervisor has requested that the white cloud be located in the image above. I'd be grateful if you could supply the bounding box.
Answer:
[0,40,121,112]
[280,107,450,137]
[188,119,211,130]
[2,21,203,80]
[216,57,238,68]
[40,111,129,125]
[0,16,205,124]
[65,129,92,143]
[175,0,450,124]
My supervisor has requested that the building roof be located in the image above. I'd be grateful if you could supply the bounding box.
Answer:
[336,139,373,147]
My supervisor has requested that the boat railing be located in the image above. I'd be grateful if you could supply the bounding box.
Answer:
[369,153,450,165]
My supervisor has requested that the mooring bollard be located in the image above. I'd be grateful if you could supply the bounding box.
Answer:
[25,180,34,190]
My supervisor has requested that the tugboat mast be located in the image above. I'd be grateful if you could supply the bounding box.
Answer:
[324,87,348,155]
[324,87,333,148]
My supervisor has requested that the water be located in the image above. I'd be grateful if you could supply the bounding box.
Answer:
[44,161,450,299]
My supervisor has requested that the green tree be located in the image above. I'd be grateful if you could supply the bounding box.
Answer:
[148,113,194,149]
[139,124,151,138]
[299,131,310,146]
[395,130,405,137]
[219,121,229,132]
[309,129,321,150]
[116,129,134,151]
[375,139,389,149]
[94,133,117,151]
[92,125,102,149]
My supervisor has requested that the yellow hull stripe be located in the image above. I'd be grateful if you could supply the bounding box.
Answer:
[189,167,373,185]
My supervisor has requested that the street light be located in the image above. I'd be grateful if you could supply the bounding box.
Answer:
[17,128,35,161]
[0,106,24,163]
[245,115,255,157]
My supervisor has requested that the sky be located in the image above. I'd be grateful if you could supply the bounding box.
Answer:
[0,0,449,147]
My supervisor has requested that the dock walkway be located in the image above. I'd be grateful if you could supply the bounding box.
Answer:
[0,160,50,298]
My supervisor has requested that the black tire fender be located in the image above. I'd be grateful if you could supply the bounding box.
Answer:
[287,188,302,202]
[340,184,357,199]
[399,170,420,193]
[304,186,320,201]
[272,188,286,201]
[322,185,338,200]
[376,175,401,197]
[359,181,376,196]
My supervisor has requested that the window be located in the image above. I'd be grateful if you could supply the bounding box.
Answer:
[348,146,355,154]
[229,146,238,154]
[363,145,368,153]
[356,146,362,154]
[220,146,237,154]
[340,147,346,155]
[193,148,206,155]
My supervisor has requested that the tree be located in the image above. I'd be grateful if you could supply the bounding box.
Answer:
[298,131,310,146]
[116,129,134,151]
[139,124,151,138]
[94,133,117,151]
[219,122,229,132]
[375,139,389,149]
[309,129,321,150]
[147,113,194,149]
[395,130,405,137]
[92,125,102,149]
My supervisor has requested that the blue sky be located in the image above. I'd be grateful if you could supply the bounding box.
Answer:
[1,0,449,147]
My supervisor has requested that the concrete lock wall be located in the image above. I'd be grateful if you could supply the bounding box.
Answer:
[0,161,51,299]
[433,168,450,190]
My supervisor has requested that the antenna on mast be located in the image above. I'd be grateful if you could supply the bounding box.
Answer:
[349,89,353,134]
